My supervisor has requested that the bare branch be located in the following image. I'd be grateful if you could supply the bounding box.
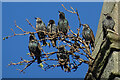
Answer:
[62,4,81,28]
[26,19,37,31]
[6,4,95,73]
[62,4,76,14]
[14,20,26,33]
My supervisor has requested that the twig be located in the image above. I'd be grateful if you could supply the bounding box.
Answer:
[62,4,76,14]
[6,5,96,73]
[16,59,35,72]
[11,28,16,36]
[62,4,81,28]
[14,20,26,33]
[8,58,35,66]
[44,63,60,71]
[26,19,37,31]
[43,58,58,61]
[76,9,81,28]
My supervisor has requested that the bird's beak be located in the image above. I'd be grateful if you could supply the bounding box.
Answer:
[58,11,61,13]
[103,13,107,16]
[81,24,85,26]
[103,14,106,16]
[35,17,37,19]
[30,32,33,34]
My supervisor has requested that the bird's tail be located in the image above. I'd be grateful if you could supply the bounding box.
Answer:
[86,41,90,50]
[90,41,95,51]
[36,56,42,64]
[38,32,46,39]
[60,64,64,70]
[103,26,107,40]
[51,39,56,47]
[64,62,71,72]
[111,28,115,31]
[38,32,47,46]
[43,40,47,46]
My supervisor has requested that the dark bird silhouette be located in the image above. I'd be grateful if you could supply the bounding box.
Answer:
[28,33,42,64]
[47,20,57,47]
[58,11,69,35]
[35,17,47,46]
[57,45,70,72]
[82,24,95,51]
[102,13,115,39]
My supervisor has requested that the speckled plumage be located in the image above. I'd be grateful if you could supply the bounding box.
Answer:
[57,45,70,72]
[35,17,47,45]
[82,24,95,51]
[102,13,115,39]
[58,11,69,35]
[47,20,57,47]
[28,33,42,64]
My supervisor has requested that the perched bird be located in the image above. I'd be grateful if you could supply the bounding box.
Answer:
[47,20,57,47]
[82,24,95,51]
[28,33,42,64]
[57,45,70,72]
[102,13,115,39]
[35,17,47,46]
[58,11,69,35]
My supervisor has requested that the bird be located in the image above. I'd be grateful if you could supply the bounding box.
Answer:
[28,33,42,64]
[102,13,115,39]
[58,11,69,35]
[47,20,57,47]
[82,24,95,51]
[57,45,70,72]
[35,17,47,46]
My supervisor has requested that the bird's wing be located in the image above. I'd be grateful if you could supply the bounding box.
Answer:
[28,42,34,56]
[65,19,70,29]
[90,29,95,42]
[44,23,46,26]
[56,25,58,33]
[37,42,42,51]
[67,19,69,26]
[64,19,68,27]
[57,53,60,60]
[28,44,31,52]
[46,24,50,32]
[58,20,60,27]
[57,25,59,32]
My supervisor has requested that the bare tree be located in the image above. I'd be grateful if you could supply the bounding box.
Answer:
[3,4,94,74]
[3,1,120,80]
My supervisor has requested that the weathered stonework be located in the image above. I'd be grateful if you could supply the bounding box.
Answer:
[85,1,120,80]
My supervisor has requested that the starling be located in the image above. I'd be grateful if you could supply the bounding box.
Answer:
[58,11,69,35]
[102,13,115,39]
[28,33,42,64]
[35,17,47,46]
[57,45,70,72]
[47,20,57,47]
[82,24,95,51]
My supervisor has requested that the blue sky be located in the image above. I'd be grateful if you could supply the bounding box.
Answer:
[2,2,103,78]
